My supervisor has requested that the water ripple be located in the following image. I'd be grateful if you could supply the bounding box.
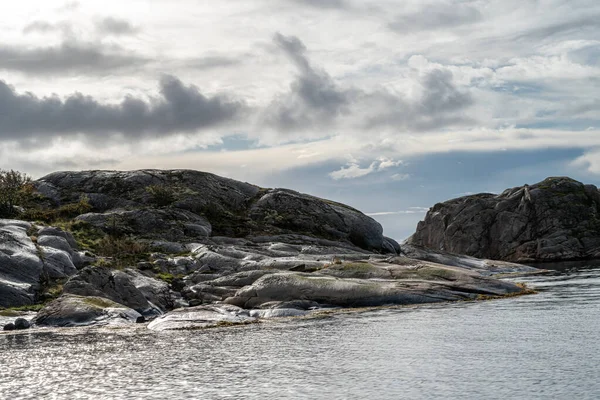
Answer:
[1,266,600,399]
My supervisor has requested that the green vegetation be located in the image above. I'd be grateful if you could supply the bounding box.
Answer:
[0,169,33,217]
[0,304,45,314]
[146,184,177,207]
[93,235,150,269]
[22,195,92,223]
[82,297,122,309]
[155,272,178,284]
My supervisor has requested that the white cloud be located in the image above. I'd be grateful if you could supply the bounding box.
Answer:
[391,173,410,181]
[366,207,429,216]
[329,162,377,180]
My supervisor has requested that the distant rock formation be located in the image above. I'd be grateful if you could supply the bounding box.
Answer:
[407,177,600,262]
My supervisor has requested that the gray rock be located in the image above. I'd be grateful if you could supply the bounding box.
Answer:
[0,220,43,307]
[35,170,395,253]
[249,308,308,318]
[37,227,79,250]
[37,235,74,256]
[32,295,141,327]
[225,263,525,309]
[3,323,15,331]
[147,304,255,331]
[400,244,538,276]
[407,177,600,262]
[39,246,78,279]
[249,189,386,252]
[63,266,170,317]
[76,208,211,241]
[14,318,30,330]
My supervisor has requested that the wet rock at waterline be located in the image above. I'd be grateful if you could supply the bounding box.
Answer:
[32,295,142,327]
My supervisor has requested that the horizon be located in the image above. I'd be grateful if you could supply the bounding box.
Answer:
[1,0,599,240]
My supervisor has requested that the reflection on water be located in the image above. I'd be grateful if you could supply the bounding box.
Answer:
[1,267,600,400]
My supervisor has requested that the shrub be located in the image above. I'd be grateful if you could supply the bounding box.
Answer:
[146,184,176,207]
[94,236,150,268]
[22,195,92,223]
[0,169,33,217]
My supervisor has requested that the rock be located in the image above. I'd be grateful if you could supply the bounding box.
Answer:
[35,170,394,253]
[249,189,386,252]
[407,177,600,262]
[32,295,142,327]
[39,246,78,279]
[0,220,43,307]
[147,304,255,331]
[63,266,171,318]
[36,169,259,217]
[225,264,525,309]
[3,323,15,331]
[37,227,79,251]
[76,208,211,241]
[249,308,308,318]
[401,244,538,276]
[14,318,30,330]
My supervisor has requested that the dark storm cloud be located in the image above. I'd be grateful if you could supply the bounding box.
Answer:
[0,75,244,142]
[95,17,139,35]
[0,42,148,76]
[265,33,473,133]
[388,3,482,32]
[263,33,351,131]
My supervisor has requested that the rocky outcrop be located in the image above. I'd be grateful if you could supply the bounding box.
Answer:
[147,304,255,331]
[35,169,394,253]
[0,220,83,307]
[76,208,211,241]
[224,259,524,309]
[407,177,600,262]
[63,266,171,317]
[1,168,545,330]
[32,295,141,327]
[0,220,43,307]
[249,189,385,251]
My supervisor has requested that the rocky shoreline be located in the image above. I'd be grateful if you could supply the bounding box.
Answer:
[1,169,541,332]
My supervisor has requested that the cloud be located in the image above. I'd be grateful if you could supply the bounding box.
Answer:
[329,157,405,180]
[391,173,410,181]
[22,21,64,34]
[329,162,377,180]
[263,33,350,132]
[95,17,139,36]
[514,15,600,42]
[389,3,482,33]
[378,157,404,170]
[366,207,429,216]
[286,0,350,9]
[263,33,473,137]
[0,41,148,76]
[0,75,245,143]
[187,56,243,70]
[362,68,473,131]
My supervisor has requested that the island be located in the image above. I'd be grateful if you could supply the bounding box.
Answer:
[2,169,545,331]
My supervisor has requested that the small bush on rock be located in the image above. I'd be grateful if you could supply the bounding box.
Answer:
[95,236,150,268]
[0,169,33,217]
[146,184,176,207]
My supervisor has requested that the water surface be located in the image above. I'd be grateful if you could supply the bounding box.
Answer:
[1,266,599,399]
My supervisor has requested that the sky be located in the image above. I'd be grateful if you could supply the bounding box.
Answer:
[1,0,599,241]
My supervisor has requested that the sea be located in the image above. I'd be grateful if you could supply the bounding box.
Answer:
[1,262,599,399]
